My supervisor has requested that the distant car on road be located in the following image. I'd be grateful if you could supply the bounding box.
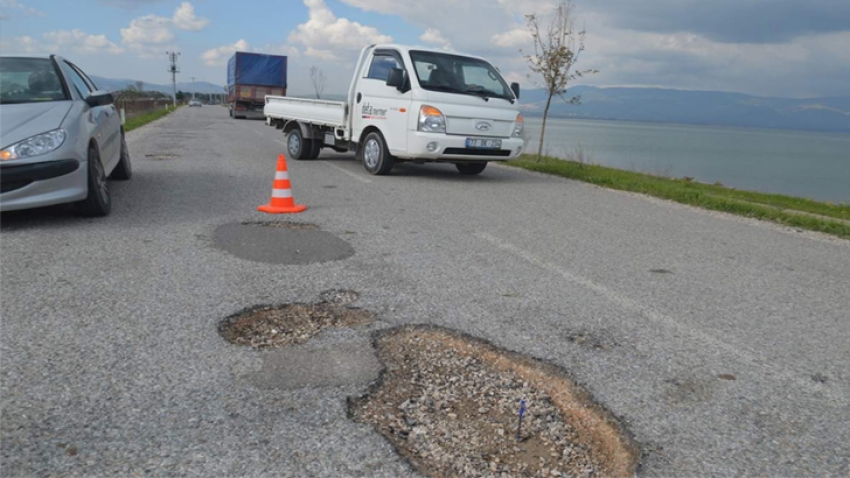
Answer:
[0,55,131,216]
[188,99,202,107]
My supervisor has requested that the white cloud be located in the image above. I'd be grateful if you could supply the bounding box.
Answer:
[492,28,532,48]
[120,14,173,47]
[288,0,392,60]
[44,29,124,54]
[420,28,452,50]
[120,2,208,55]
[201,39,249,66]
[172,2,209,31]
[0,30,123,55]
[0,0,44,18]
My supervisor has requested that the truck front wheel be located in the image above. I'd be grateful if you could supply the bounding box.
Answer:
[360,132,394,175]
[456,162,488,175]
[287,128,312,160]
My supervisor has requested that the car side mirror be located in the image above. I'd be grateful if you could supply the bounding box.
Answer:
[386,68,406,91]
[510,82,520,100]
[85,91,114,107]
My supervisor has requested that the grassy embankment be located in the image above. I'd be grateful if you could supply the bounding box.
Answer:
[124,105,181,132]
[507,154,850,240]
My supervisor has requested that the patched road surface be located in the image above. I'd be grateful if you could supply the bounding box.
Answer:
[2,106,849,477]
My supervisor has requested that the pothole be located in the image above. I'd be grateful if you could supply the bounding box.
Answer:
[144,153,179,160]
[219,302,373,349]
[348,326,639,478]
[214,221,354,264]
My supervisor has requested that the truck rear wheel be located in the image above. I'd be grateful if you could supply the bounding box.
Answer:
[287,128,311,160]
[360,132,394,175]
[456,162,488,175]
[307,140,322,159]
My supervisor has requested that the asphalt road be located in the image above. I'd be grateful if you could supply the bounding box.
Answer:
[2,105,848,477]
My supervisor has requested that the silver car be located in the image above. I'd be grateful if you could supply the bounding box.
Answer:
[0,55,132,216]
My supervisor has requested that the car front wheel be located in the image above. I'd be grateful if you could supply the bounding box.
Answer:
[360,132,394,175]
[77,145,112,217]
[109,133,132,180]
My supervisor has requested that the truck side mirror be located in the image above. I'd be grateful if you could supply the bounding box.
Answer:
[510,82,520,100]
[386,68,405,91]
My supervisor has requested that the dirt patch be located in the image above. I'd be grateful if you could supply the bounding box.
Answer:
[348,326,639,478]
[241,220,320,230]
[144,153,178,160]
[219,302,373,349]
[319,288,359,305]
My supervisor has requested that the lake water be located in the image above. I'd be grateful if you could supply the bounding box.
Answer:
[523,117,850,204]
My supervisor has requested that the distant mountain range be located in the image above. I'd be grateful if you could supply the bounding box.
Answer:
[520,86,850,133]
[89,76,225,95]
[87,75,850,132]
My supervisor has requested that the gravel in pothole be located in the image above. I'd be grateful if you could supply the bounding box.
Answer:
[219,302,373,349]
[348,326,639,478]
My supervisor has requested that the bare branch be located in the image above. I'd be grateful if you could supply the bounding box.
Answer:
[309,65,326,100]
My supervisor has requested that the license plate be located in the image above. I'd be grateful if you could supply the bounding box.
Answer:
[466,138,501,149]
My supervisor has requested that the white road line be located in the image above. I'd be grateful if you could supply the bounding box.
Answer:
[474,231,846,405]
[274,139,287,147]
[322,160,372,183]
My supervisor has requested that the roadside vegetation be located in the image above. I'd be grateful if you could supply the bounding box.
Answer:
[507,154,850,239]
[124,105,180,132]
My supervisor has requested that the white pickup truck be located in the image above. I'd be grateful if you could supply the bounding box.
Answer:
[263,44,525,175]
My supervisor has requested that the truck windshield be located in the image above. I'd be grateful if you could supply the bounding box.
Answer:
[0,58,68,105]
[409,51,513,102]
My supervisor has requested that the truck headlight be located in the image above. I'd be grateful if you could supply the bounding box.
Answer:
[418,105,446,133]
[0,129,66,161]
[513,114,524,138]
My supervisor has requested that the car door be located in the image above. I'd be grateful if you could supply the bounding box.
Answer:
[352,49,412,155]
[61,61,121,170]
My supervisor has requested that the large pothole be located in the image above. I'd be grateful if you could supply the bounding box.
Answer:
[348,326,639,478]
[213,221,354,265]
[219,301,373,349]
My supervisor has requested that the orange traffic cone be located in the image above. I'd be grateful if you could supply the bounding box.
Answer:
[257,154,307,214]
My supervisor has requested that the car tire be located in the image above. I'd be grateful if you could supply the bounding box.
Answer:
[456,162,488,175]
[360,131,394,175]
[77,144,112,217]
[109,133,132,180]
[307,139,322,159]
[287,128,311,160]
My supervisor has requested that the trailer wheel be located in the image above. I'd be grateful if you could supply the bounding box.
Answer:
[360,131,394,175]
[287,128,311,160]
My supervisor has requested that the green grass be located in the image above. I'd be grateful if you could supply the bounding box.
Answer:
[124,105,180,132]
[507,155,850,240]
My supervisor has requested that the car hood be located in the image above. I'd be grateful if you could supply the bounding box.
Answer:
[0,101,73,149]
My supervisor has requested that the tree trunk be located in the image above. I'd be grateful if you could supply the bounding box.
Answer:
[537,91,554,163]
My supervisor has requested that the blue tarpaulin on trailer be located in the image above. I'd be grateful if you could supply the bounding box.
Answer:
[227,52,287,87]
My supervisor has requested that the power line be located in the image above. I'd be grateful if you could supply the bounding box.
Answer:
[166,51,180,107]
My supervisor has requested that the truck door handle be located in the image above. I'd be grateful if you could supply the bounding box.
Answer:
[356,93,362,103]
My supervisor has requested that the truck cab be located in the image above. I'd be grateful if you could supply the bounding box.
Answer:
[264,44,525,176]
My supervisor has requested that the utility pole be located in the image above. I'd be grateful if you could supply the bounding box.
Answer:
[166,51,180,107]
[190,76,196,99]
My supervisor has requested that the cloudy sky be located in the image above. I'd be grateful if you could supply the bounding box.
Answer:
[1,0,848,98]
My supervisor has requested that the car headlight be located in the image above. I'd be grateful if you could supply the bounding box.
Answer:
[513,114,524,138]
[0,129,66,161]
[418,105,446,133]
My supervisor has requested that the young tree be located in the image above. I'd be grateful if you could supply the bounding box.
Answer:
[523,0,597,162]
[309,65,326,99]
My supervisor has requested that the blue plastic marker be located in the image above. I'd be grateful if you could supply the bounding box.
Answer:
[516,399,527,441]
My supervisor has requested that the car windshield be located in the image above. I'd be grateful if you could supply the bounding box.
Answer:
[0,58,69,105]
[409,50,513,101]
